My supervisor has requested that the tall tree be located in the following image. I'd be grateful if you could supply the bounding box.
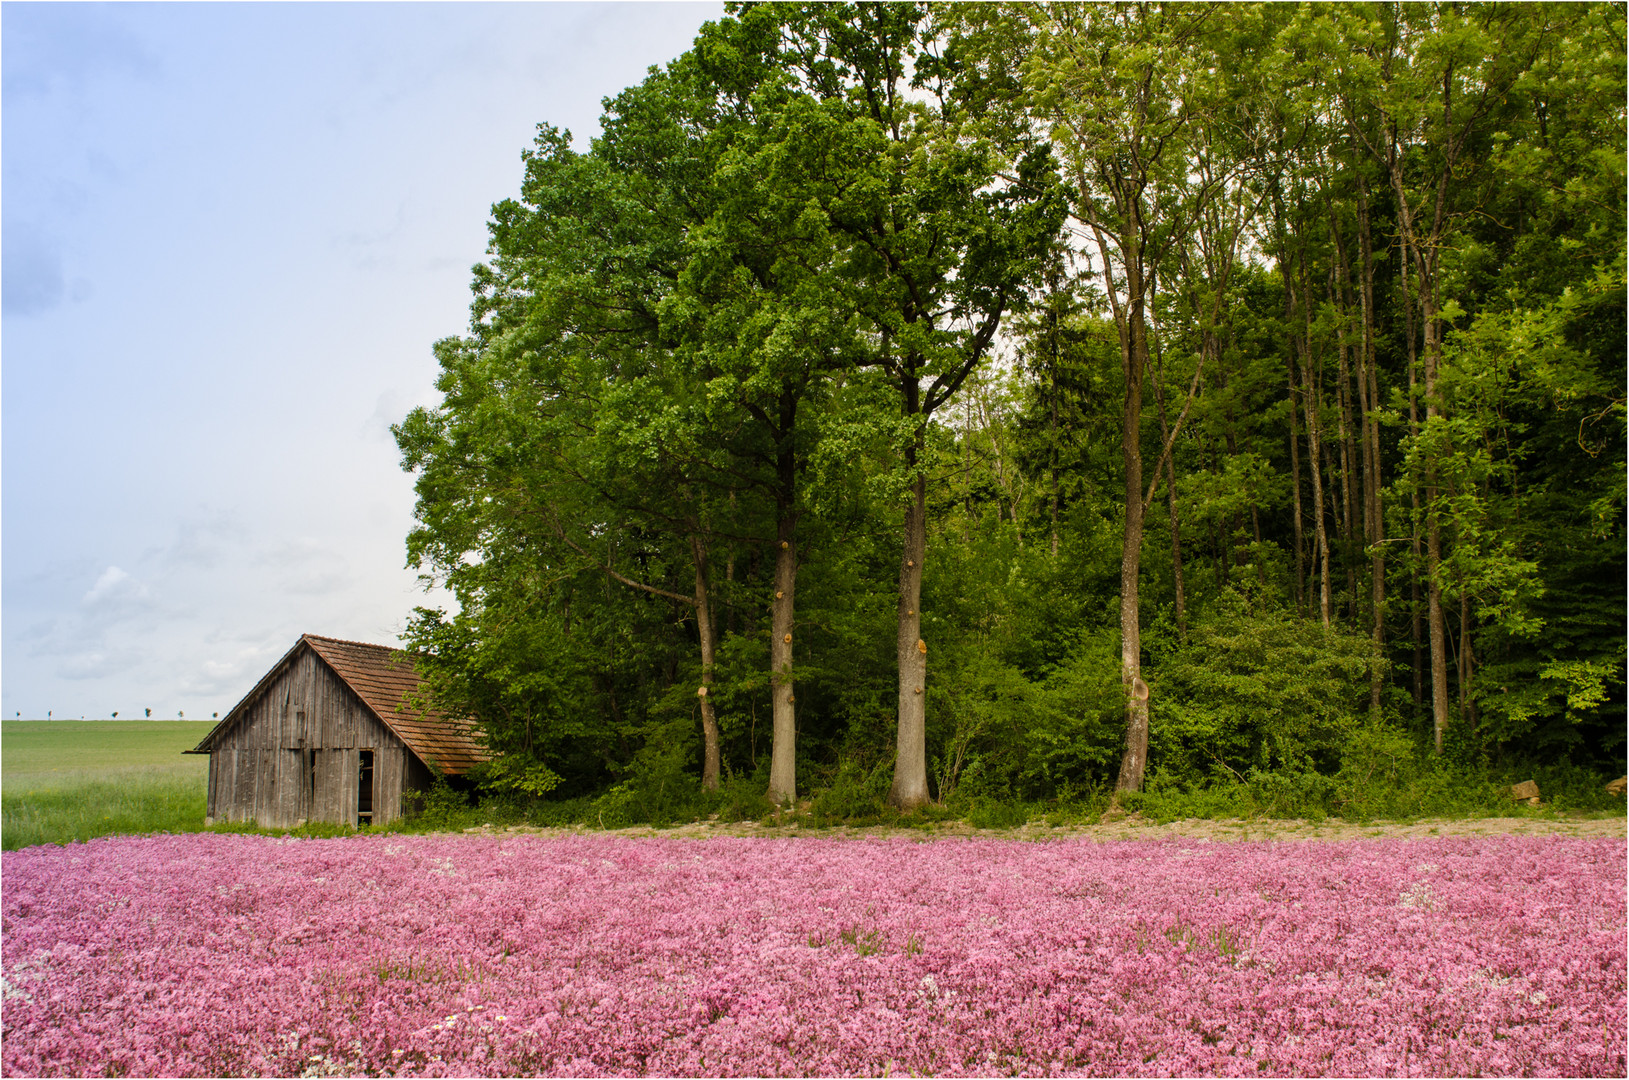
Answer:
[1027,2,1236,793]
[398,118,741,791]
[1329,1,1548,750]
[719,2,1064,809]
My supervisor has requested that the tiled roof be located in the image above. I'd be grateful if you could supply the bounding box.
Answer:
[302,635,487,775]
[189,634,487,775]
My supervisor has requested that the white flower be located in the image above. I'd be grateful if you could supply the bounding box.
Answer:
[1399,883,1440,910]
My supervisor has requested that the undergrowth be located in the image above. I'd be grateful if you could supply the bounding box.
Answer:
[3,753,1618,849]
[387,755,1621,834]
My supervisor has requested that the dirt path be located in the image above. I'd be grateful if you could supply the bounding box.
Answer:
[476,813,1626,843]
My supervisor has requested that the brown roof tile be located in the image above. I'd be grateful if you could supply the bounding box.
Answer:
[301,635,488,775]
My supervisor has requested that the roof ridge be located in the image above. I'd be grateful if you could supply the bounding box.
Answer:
[300,632,408,653]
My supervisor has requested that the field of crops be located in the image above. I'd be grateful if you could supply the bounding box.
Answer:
[3,832,1623,1077]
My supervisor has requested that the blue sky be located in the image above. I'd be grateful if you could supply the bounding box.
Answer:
[3,1,721,721]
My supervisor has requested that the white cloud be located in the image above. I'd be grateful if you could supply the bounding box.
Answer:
[0,4,158,100]
[179,643,284,699]
[58,646,144,682]
[83,565,129,602]
[81,565,154,615]
[365,389,417,445]
[142,507,246,572]
[255,538,352,597]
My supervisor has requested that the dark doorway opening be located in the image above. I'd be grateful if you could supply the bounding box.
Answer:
[357,750,374,826]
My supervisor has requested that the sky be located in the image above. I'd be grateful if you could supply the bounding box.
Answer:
[3,1,723,722]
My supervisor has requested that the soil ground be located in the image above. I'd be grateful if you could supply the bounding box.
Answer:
[474,813,1626,843]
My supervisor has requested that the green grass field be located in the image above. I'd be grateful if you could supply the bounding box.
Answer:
[2,721,214,851]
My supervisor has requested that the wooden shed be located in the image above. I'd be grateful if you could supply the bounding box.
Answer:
[186,634,485,828]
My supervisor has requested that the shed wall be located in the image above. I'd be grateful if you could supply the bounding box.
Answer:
[204,649,417,828]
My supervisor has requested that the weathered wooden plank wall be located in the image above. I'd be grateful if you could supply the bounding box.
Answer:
[206,648,418,828]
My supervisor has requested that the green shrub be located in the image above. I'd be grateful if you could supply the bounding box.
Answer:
[928,649,1034,803]
[808,754,892,824]
[1041,784,1113,825]
[1149,591,1375,781]
[1019,631,1126,797]
[415,774,472,828]
[525,795,597,827]
[1116,771,1256,823]
[1522,759,1624,812]
[708,776,776,822]
[912,629,1125,805]
[964,797,1032,829]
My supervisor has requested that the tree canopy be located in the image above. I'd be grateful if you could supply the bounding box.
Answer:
[396,1,1626,823]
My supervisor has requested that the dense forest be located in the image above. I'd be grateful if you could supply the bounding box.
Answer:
[394,2,1626,825]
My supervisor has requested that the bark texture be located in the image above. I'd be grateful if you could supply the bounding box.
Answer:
[1114,267,1150,794]
[766,527,798,805]
[765,392,800,805]
[888,469,931,810]
[691,535,721,792]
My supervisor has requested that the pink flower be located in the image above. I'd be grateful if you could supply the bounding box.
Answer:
[2,833,1623,1076]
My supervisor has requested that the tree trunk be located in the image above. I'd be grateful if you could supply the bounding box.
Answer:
[1460,588,1477,731]
[1425,445,1450,751]
[1355,177,1386,717]
[1324,208,1362,624]
[1401,241,1424,720]
[1043,288,1064,559]
[1115,277,1150,794]
[1299,283,1332,628]
[1426,515,1449,751]
[1288,354,1306,614]
[889,461,931,809]
[1387,137,1454,750]
[1419,268,1451,753]
[1275,210,1307,615]
[691,535,721,792]
[1152,340,1187,639]
[1332,275,1360,619]
[765,394,800,805]
[1215,339,1264,586]
[766,522,798,804]
[1050,388,1063,559]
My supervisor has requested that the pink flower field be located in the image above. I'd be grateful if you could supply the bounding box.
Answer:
[2,832,1623,1077]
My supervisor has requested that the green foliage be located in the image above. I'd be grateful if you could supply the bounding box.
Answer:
[589,713,706,829]
[709,776,778,823]
[1149,592,1377,780]
[963,797,1033,830]
[471,756,562,799]
[1163,920,1246,966]
[409,775,473,830]
[387,2,1623,826]
[1022,633,1127,794]
[807,755,893,825]
[928,648,1036,803]
[1115,771,1256,824]
[1522,760,1626,814]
